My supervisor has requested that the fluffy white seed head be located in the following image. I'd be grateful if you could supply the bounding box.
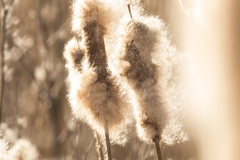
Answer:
[0,137,38,160]
[71,0,144,59]
[69,0,187,146]
[64,38,134,145]
[109,14,188,145]
[71,0,141,35]
[10,139,39,160]
[109,17,168,143]
[0,138,11,160]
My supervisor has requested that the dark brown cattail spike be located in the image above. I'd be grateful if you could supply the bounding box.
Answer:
[83,21,108,82]
[153,135,162,160]
[104,122,112,160]
[81,5,113,158]
[82,11,112,160]
[128,4,133,19]
[67,0,136,157]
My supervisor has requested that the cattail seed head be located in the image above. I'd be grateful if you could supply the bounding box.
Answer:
[109,14,188,145]
[110,18,168,143]
[65,0,136,145]
[64,37,133,145]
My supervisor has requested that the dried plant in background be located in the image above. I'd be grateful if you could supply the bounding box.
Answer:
[0,0,13,125]
[0,123,39,160]
[0,138,39,160]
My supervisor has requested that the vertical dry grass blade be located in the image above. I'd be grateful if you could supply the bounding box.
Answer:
[95,132,104,160]
[0,0,8,125]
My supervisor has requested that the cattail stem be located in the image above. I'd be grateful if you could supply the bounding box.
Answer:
[104,121,112,160]
[95,132,104,160]
[153,135,162,160]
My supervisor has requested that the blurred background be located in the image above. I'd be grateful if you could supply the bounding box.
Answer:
[0,0,239,159]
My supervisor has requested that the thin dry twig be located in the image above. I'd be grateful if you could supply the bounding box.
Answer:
[46,18,70,46]
[85,137,95,160]
[128,4,133,19]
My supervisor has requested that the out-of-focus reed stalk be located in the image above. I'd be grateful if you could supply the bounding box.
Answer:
[0,0,7,125]
[0,0,16,126]
[95,131,104,160]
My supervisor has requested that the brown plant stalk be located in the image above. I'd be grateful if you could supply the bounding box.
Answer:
[0,0,8,125]
[153,135,162,160]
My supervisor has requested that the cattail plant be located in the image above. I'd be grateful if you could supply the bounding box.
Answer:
[64,0,134,159]
[109,6,188,159]
[65,0,188,159]
[109,17,166,160]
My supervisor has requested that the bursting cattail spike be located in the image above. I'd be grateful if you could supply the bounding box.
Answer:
[109,13,188,146]
[110,19,168,143]
[65,0,134,149]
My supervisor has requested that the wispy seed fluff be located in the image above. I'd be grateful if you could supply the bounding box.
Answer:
[65,0,134,144]
[71,0,127,36]
[109,15,188,145]
[0,138,38,160]
[71,0,143,58]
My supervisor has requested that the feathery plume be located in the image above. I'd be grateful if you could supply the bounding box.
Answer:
[64,0,134,146]
[0,137,38,160]
[9,139,39,160]
[109,13,188,145]
[0,138,11,160]
[110,17,168,143]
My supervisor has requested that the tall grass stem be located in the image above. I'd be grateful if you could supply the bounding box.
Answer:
[95,132,104,160]
[0,1,8,125]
